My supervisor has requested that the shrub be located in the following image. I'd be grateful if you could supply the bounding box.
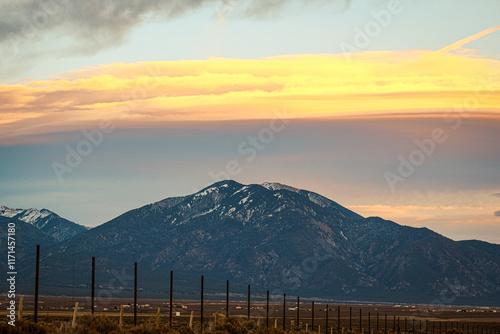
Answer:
[253,327,288,334]
[213,317,249,334]
[0,320,50,334]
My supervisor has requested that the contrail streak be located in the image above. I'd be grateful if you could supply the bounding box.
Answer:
[437,24,500,53]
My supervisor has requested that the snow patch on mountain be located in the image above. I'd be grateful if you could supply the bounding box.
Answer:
[261,182,300,193]
[0,205,23,218]
[0,205,87,241]
[239,196,250,205]
[0,206,50,224]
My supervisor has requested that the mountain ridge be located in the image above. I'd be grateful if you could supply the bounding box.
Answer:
[0,205,88,241]
[458,239,500,258]
[8,180,500,305]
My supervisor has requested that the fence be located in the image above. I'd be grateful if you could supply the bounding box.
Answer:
[4,245,500,334]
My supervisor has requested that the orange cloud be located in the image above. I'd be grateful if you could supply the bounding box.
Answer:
[1,50,499,144]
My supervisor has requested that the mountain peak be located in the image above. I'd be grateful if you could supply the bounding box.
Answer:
[200,180,305,196]
[260,182,300,193]
[197,179,242,192]
[0,205,87,241]
[22,181,500,305]
[187,181,362,220]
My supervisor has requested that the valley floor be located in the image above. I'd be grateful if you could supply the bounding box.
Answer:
[1,296,499,334]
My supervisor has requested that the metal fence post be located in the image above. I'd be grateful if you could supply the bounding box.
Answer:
[201,275,204,328]
[91,257,95,316]
[34,245,40,323]
[282,293,286,331]
[170,270,173,327]
[266,290,269,328]
[134,262,137,326]
[226,280,229,318]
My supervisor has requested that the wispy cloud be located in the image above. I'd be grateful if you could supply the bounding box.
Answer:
[350,204,494,219]
[438,24,500,54]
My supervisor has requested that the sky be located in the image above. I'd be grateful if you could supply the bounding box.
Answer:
[0,0,499,243]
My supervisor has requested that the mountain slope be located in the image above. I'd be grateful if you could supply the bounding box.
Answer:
[0,216,57,260]
[344,217,500,299]
[0,205,88,241]
[458,239,500,258]
[32,181,500,305]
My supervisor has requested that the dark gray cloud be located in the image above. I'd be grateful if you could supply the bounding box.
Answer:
[0,0,211,55]
[235,0,347,18]
[495,210,500,217]
[0,0,351,79]
[492,193,500,198]
[0,0,351,54]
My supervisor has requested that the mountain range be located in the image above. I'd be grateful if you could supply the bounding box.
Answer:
[2,181,499,305]
[0,205,87,241]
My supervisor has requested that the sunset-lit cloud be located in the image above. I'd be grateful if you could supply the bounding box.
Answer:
[350,204,497,221]
[1,49,499,144]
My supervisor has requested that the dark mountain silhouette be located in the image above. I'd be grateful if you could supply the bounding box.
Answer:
[0,216,57,252]
[458,239,500,258]
[12,181,500,305]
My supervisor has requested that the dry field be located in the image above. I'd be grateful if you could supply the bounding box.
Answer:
[1,295,499,332]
